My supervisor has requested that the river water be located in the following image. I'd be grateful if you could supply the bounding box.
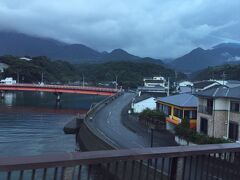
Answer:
[0,91,104,157]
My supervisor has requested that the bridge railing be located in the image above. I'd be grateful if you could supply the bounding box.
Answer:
[1,143,240,180]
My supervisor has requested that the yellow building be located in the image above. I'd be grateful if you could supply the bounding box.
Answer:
[156,93,197,130]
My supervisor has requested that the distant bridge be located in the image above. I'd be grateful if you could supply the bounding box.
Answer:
[0,84,119,99]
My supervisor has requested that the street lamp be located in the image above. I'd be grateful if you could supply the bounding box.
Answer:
[114,74,118,89]
[148,124,155,147]
[150,128,154,147]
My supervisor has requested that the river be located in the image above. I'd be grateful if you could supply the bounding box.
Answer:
[0,91,104,157]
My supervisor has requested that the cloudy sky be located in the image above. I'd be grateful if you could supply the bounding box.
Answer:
[0,0,239,58]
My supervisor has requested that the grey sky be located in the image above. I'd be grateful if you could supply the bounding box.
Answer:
[0,0,239,58]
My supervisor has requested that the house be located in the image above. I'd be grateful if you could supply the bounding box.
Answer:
[156,93,197,131]
[143,76,167,88]
[179,81,193,87]
[193,80,240,93]
[131,94,155,113]
[215,80,240,88]
[138,76,169,96]
[177,81,193,94]
[137,86,166,96]
[0,77,16,84]
[194,85,240,142]
[193,80,221,92]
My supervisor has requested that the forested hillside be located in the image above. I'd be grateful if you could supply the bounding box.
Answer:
[0,56,186,88]
[192,64,240,81]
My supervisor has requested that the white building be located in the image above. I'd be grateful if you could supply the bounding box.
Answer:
[0,63,9,73]
[131,96,156,113]
[179,81,193,87]
[0,77,17,84]
[177,81,193,94]
[143,76,167,88]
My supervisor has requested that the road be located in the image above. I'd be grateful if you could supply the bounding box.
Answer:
[88,92,176,149]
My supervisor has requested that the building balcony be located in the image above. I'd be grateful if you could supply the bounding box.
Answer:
[198,105,213,115]
[1,143,240,180]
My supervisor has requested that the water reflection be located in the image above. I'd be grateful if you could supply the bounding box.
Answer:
[0,91,104,157]
[3,92,16,106]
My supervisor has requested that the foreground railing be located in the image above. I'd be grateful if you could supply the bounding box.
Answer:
[1,143,240,180]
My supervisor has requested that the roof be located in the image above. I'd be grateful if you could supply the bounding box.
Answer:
[156,93,197,107]
[225,81,240,88]
[193,81,219,89]
[133,94,153,103]
[144,80,164,83]
[194,85,240,100]
[138,86,166,91]
[179,86,192,93]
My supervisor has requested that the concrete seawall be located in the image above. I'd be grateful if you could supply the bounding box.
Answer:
[78,122,114,151]
[77,92,121,151]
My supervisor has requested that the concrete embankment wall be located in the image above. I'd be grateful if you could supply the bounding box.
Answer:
[77,92,120,151]
[78,122,114,151]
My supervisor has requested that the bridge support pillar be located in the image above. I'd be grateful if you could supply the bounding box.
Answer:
[0,91,5,99]
[54,92,62,104]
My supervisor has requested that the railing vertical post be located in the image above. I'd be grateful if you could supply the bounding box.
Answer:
[170,157,178,180]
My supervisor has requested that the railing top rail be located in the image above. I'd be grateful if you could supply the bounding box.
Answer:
[1,143,240,171]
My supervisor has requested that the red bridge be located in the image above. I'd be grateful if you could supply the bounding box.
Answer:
[0,83,119,96]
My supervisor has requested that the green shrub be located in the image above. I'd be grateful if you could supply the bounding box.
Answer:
[139,109,166,124]
[175,123,231,144]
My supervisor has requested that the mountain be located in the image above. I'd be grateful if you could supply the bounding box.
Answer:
[102,49,140,61]
[171,43,240,72]
[0,31,147,64]
[0,31,103,63]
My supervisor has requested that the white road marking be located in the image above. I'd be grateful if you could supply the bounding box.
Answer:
[107,111,111,124]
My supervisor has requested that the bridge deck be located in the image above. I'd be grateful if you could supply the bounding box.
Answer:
[0,84,119,96]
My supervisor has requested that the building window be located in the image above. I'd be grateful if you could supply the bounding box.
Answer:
[229,121,239,141]
[207,99,213,108]
[174,108,183,119]
[158,103,171,116]
[200,117,208,134]
[163,105,171,116]
[157,103,161,111]
[230,101,240,112]
[184,110,197,119]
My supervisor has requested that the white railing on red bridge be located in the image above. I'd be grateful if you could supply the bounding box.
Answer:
[0,83,120,92]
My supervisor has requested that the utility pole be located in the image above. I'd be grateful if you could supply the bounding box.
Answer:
[115,74,118,89]
[17,72,19,84]
[82,73,85,87]
[167,77,170,96]
[41,72,44,84]
[222,72,226,85]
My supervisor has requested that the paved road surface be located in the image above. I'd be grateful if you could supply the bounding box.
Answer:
[88,92,176,149]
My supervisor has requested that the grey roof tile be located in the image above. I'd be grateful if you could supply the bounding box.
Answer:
[156,93,197,107]
[194,85,240,100]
